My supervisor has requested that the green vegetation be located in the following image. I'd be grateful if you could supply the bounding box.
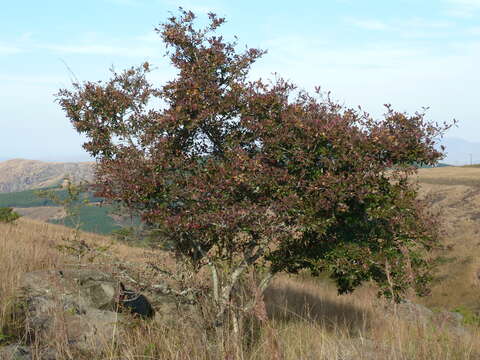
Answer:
[0,207,20,223]
[49,204,120,235]
[0,187,102,208]
[452,306,480,326]
[0,187,58,207]
[418,162,451,168]
[0,185,120,235]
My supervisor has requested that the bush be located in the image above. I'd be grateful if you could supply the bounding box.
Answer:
[0,207,20,223]
[57,9,453,342]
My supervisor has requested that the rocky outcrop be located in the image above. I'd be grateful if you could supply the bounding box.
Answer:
[118,282,155,318]
[0,344,32,360]
[21,269,122,353]
[0,344,56,360]
[387,300,467,336]
[5,268,155,357]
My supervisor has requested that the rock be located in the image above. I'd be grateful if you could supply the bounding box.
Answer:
[0,344,57,360]
[394,300,433,322]
[17,268,153,354]
[388,300,467,336]
[0,344,32,360]
[118,282,155,318]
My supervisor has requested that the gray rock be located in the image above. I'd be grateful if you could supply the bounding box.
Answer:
[387,300,467,336]
[394,300,434,322]
[118,282,155,318]
[0,344,31,360]
[18,268,127,354]
[0,344,57,360]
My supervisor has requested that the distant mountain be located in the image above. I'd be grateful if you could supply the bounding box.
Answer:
[438,138,480,166]
[1,137,477,193]
[0,159,94,193]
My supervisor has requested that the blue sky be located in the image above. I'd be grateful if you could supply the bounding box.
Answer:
[0,0,479,161]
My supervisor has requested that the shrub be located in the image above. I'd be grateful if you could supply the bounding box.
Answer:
[0,207,20,224]
[56,9,454,345]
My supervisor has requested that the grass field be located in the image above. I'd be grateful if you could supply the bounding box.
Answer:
[0,187,121,235]
[0,165,479,359]
[48,204,121,234]
[0,187,58,207]
[1,218,478,359]
[414,166,480,313]
[0,187,103,208]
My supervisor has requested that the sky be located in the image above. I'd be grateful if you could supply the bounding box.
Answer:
[0,0,478,162]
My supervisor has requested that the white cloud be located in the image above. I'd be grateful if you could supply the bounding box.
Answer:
[0,44,23,55]
[40,43,162,58]
[160,0,224,14]
[348,19,390,31]
[347,17,454,39]
[104,0,140,6]
[447,0,480,6]
[260,35,430,71]
[0,74,65,84]
[136,32,162,43]
[467,26,480,35]
[445,0,480,17]
[19,32,34,41]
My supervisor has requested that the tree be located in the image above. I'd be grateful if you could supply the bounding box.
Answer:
[56,9,452,337]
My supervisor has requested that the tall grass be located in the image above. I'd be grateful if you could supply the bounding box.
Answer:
[1,218,479,359]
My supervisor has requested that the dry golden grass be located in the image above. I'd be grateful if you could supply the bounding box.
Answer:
[1,165,480,359]
[13,206,65,222]
[414,166,480,312]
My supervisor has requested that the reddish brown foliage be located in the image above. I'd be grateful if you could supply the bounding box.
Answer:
[57,9,453,303]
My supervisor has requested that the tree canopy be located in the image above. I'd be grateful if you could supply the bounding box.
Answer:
[57,9,452,322]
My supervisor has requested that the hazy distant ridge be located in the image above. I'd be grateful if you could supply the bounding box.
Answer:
[439,137,480,165]
[0,159,93,193]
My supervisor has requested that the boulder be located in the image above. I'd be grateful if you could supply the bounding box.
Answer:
[0,344,32,360]
[0,343,57,360]
[118,282,155,318]
[388,300,467,337]
[16,268,154,355]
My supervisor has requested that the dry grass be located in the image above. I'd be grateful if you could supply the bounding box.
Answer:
[415,166,480,187]
[13,206,65,222]
[1,165,480,358]
[415,166,480,312]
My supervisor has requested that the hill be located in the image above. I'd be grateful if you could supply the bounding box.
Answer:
[1,166,480,358]
[0,159,93,193]
[0,186,121,235]
[414,166,480,312]
[1,217,479,358]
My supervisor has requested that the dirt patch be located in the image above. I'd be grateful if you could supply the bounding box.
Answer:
[14,206,66,222]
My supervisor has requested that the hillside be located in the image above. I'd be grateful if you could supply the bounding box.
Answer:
[0,186,121,235]
[414,166,480,312]
[0,166,480,358]
[1,217,478,359]
[0,159,93,193]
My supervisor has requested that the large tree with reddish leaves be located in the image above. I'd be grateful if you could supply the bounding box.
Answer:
[57,10,452,328]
